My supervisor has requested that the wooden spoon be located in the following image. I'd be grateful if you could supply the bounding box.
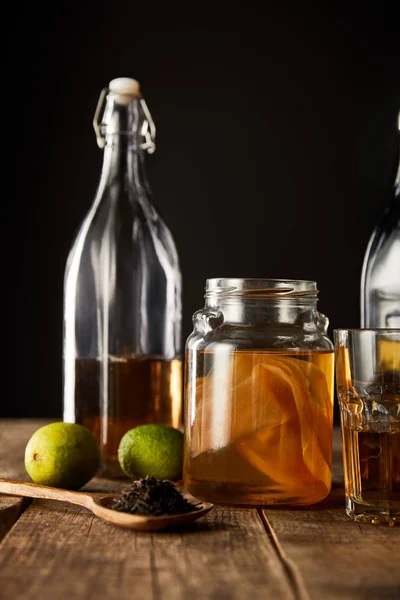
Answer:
[0,478,213,531]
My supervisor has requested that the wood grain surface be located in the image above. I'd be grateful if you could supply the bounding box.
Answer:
[0,420,399,600]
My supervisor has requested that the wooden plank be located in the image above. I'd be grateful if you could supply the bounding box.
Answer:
[0,497,29,542]
[0,419,296,600]
[1,421,398,600]
[0,501,296,600]
[260,508,400,600]
[0,419,48,481]
[261,479,400,599]
[0,420,43,539]
[261,428,400,599]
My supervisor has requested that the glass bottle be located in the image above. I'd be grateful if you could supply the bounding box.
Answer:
[361,112,400,328]
[63,78,182,476]
[184,279,334,506]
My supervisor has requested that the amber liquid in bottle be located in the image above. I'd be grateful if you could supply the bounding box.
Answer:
[75,356,182,476]
[184,349,334,506]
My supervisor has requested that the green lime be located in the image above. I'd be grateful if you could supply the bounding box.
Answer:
[118,424,183,481]
[24,422,100,490]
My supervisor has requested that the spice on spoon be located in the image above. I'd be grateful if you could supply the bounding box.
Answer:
[110,477,201,516]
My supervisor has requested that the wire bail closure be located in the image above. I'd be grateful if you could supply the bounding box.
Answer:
[93,88,156,153]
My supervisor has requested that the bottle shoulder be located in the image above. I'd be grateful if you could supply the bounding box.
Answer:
[362,198,400,270]
[64,192,181,283]
[363,202,400,264]
[366,226,400,291]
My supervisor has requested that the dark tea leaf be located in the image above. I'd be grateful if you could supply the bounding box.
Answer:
[110,477,200,516]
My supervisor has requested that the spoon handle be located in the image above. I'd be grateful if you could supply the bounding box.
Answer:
[0,478,93,508]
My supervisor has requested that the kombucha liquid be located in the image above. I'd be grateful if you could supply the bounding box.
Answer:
[184,349,334,505]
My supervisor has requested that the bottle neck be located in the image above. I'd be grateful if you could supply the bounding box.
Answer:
[394,114,400,199]
[103,134,149,195]
[99,96,152,208]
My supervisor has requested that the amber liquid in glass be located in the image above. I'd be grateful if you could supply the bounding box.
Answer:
[75,356,182,476]
[342,424,400,514]
[184,349,334,505]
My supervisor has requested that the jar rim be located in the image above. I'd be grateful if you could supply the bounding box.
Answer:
[205,278,318,298]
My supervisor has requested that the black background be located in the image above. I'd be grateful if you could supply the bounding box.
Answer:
[4,1,400,419]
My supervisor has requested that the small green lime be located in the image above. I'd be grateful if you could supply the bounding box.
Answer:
[24,422,100,490]
[118,424,183,481]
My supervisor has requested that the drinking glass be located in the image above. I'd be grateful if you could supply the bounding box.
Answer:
[334,329,400,525]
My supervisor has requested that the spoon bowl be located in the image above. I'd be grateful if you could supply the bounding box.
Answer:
[0,478,213,531]
[89,494,213,530]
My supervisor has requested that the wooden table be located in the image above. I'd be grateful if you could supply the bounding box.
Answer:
[0,421,399,600]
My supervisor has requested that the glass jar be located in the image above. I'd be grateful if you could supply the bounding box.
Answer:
[184,279,334,506]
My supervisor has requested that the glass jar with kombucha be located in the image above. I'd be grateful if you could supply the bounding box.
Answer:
[184,279,334,506]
